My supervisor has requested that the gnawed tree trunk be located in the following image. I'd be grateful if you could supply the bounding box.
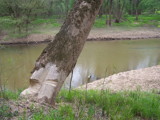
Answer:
[21,0,103,105]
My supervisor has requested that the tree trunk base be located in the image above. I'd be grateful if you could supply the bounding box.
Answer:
[21,62,66,105]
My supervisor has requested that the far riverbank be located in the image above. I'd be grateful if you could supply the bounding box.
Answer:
[0,27,160,45]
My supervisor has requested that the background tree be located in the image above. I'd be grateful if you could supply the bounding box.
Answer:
[0,0,159,26]
[133,0,141,20]
[140,0,160,13]
[107,0,113,26]
[113,0,126,23]
[0,0,45,33]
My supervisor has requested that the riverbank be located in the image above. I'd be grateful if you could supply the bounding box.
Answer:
[1,89,160,119]
[78,65,160,92]
[0,27,160,45]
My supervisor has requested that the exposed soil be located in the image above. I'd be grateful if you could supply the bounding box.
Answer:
[0,97,52,120]
[0,27,160,45]
[78,65,160,92]
[88,27,160,40]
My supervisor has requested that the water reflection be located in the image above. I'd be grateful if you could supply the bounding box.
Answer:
[0,39,160,90]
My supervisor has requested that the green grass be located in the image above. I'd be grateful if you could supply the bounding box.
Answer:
[93,16,107,28]
[1,89,160,119]
[0,16,16,30]
[0,14,159,40]
[57,90,160,120]
[0,89,21,100]
[0,103,19,119]
[0,89,20,119]
[31,105,75,120]
[31,18,62,27]
[94,14,160,28]
[0,17,62,40]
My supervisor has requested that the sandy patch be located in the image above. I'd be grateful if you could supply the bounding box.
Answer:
[78,65,160,92]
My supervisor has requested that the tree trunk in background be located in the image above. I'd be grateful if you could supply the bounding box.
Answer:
[114,0,125,23]
[98,6,103,18]
[135,9,139,21]
[65,0,69,15]
[114,0,121,23]
[48,1,54,17]
[21,0,103,105]
[135,0,140,21]
[107,0,113,26]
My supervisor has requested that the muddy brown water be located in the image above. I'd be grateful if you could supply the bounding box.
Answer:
[0,39,160,90]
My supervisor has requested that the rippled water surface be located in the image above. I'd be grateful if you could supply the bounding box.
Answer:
[1,39,160,90]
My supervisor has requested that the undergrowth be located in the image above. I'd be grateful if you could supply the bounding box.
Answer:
[94,14,160,28]
[0,89,21,100]
[1,89,160,120]
[0,14,159,40]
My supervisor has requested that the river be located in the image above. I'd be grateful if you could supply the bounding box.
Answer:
[0,39,160,90]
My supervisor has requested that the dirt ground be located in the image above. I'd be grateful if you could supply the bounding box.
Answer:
[0,27,160,45]
[88,27,160,40]
[78,65,160,92]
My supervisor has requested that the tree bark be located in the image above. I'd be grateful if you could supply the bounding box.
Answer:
[135,8,139,21]
[21,0,103,105]
[65,0,69,15]
[113,0,125,23]
[98,6,103,18]
[107,0,113,26]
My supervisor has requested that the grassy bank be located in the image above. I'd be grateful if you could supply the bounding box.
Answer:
[94,14,160,28]
[0,14,159,40]
[1,89,160,120]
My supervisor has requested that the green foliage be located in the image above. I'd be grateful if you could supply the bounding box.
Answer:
[96,14,160,27]
[124,14,160,27]
[0,104,18,119]
[0,17,62,39]
[31,105,75,120]
[156,11,160,14]
[0,89,21,100]
[0,0,159,39]
[140,0,160,12]
[57,90,160,120]
[32,18,61,27]
[0,16,16,30]
[0,0,47,34]
[94,16,107,28]
[1,89,160,119]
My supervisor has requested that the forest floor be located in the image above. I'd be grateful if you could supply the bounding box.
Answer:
[1,88,160,120]
[0,27,160,45]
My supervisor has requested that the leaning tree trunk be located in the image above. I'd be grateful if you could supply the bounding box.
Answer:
[21,0,103,105]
